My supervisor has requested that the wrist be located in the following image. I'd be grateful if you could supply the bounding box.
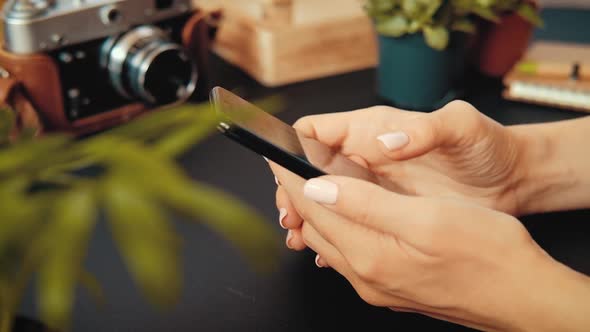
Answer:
[509,123,580,215]
[506,248,590,332]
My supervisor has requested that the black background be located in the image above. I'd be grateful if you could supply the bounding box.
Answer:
[20,8,590,332]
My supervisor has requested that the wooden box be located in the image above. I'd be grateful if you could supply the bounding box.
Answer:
[197,0,378,86]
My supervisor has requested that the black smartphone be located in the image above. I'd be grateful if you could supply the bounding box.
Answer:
[210,86,386,185]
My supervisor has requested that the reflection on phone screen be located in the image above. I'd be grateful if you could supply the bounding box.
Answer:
[212,87,399,191]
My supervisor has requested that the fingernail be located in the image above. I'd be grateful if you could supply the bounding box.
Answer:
[274,176,280,186]
[377,132,410,151]
[315,254,324,268]
[304,178,338,205]
[263,156,269,163]
[279,208,288,229]
[286,230,294,249]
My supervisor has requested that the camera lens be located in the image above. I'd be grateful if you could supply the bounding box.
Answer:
[101,26,198,105]
[128,42,195,104]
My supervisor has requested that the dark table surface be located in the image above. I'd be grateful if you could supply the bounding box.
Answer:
[21,8,590,332]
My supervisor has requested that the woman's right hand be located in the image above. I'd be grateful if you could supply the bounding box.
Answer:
[275,101,531,250]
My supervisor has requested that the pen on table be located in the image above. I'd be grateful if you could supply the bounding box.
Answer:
[516,60,590,80]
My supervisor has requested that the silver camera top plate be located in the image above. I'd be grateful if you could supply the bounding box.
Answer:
[2,0,196,54]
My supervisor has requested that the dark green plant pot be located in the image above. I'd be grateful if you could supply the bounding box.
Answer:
[377,32,468,112]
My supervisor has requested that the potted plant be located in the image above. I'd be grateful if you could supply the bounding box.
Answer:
[0,101,279,332]
[473,0,542,77]
[364,0,542,111]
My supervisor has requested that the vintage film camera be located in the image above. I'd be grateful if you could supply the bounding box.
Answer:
[0,0,217,134]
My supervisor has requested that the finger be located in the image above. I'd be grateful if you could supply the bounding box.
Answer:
[302,175,423,238]
[377,100,483,161]
[285,228,306,251]
[275,187,303,230]
[300,222,347,273]
[293,112,357,145]
[302,222,460,311]
[301,222,393,306]
[293,108,402,163]
[302,223,436,310]
[315,254,329,268]
[270,161,407,282]
[271,162,388,260]
[300,222,357,280]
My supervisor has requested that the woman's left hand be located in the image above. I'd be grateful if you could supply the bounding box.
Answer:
[270,163,586,332]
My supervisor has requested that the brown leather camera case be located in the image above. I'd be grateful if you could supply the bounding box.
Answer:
[0,9,217,135]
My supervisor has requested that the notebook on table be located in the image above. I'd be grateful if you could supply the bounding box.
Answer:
[503,41,590,113]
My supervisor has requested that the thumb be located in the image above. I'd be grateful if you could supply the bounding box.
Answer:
[377,100,480,161]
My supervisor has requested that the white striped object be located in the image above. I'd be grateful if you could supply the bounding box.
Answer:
[509,81,590,112]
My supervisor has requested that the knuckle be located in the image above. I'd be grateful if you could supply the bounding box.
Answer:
[292,116,313,130]
[354,285,386,307]
[420,114,440,145]
[296,203,312,221]
[354,184,383,226]
[445,99,476,112]
[411,199,447,247]
[442,100,483,128]
[300,222,320,250]
[300,222,313,246]
[351,256,383,285]
[364,105,394,117]
[504,215,533,244]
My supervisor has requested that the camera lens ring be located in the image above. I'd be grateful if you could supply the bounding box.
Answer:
[104,26,168,100]
[130,43,198,104]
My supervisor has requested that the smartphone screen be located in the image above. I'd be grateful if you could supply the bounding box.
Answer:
[211,87,387,186]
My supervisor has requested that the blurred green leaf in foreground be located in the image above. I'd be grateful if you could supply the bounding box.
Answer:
[0,100,281,332]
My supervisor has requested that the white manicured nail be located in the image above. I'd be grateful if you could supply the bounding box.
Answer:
[304,178,338,205]
[377,132,410,151]
[279,208,288,229]
[286,230,294,249]
[263,157,269,162]
[315,254,324,268]
[274,176,280,186]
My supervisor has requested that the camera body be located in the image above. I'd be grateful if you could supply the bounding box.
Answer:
[0,0,215,134]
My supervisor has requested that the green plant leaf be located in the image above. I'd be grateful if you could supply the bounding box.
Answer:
[405,0,442,32]
[0,180,53,265]
[103,107,193,142]
[471,5,501,22]
[0,283,15,332]
[376,14,409,37]
[0,97,283,330]
[79,270,106,308]
[401,0,420,17]
[516,2,543,27]
[103,178,181,308]
[476,0,495,7]
[152,107,219,158]
[365,0,396,18]
[157,181,279,272]
[37,188,96,331]
[451,18,477,33]
[94,140,278,271]
[423,25,450,50]
[0,135,71,176]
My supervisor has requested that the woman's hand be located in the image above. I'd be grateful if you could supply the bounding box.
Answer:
[293,101,526,215]
[276,100,528,249]
[272,164,590,332]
